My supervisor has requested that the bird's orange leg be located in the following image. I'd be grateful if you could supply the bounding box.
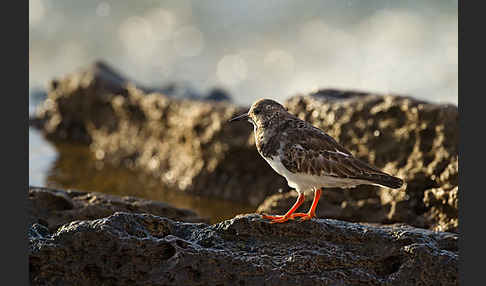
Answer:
[261,192,305,223]
[288,188,322,221]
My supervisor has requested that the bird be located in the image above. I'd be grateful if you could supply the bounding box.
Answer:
[229,98,403,223]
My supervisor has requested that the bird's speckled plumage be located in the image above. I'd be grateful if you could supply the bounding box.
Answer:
[246,98,403,191]
[229,98,403,223]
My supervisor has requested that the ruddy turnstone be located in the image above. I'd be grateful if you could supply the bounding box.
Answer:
[230,98,403,223]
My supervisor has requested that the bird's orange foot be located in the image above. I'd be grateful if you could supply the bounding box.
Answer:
[261,214,287,223]
[261,214,295,223]
[260,214,282,220]
[296,213,315,222]
[261,213,315,223]
[285,212,316,222]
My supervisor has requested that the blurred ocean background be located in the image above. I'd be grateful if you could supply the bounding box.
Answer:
[29,0,457,220]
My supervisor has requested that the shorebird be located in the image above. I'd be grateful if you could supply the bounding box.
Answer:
[229,98,403,223]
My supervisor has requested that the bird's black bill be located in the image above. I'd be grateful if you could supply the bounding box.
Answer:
[229,112,249,122]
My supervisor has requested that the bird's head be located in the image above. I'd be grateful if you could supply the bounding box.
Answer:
[229,98,288,128]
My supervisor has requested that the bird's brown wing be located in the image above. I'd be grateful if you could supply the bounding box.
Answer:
[280,125,394,182]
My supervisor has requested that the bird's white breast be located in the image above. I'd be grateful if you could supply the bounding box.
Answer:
[262,152,372,192]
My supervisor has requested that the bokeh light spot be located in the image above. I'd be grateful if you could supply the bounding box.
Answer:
[217,54,248,86]
[172,26,205,57]
[263,49,295,78]
[145,8,177,41]
[118,16,158,61]
[29,0,46,27]
[96,2,111,17]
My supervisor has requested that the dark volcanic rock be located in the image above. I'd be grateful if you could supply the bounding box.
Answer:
[30,62,458,232]
[29,212,458,286]
[28,186,208,232]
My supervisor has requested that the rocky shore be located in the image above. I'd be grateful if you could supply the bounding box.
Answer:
[29,62,458,284]
[29,191,458,285]
[28,186,208,232]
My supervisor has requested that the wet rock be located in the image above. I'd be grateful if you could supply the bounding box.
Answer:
[30,63,458,232]
[28,186,208,232]
[29,212,458,285]
[205,88,232,102]
[29,87,48,105]
[31,62,287,206]
[147,83,231,102]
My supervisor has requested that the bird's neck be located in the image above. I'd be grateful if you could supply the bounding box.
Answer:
[254,123,281,158]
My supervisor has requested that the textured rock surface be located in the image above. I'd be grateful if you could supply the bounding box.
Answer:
[28,186,208,232]
[31,61,287,206]
[30,62,458,232]
[29,212,458,286]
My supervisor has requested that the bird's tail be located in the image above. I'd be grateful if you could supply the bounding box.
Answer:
[371,174,404,189]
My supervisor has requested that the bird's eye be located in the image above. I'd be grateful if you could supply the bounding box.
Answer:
[253,108,260,115]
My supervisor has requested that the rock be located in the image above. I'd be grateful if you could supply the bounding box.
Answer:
[28,186,208,232]
[29,87,48,105]
[30,62,458,232]
[29,212,458,285]
[205,88,232,102]
[31,61,288,206]
[35,142,255,224]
